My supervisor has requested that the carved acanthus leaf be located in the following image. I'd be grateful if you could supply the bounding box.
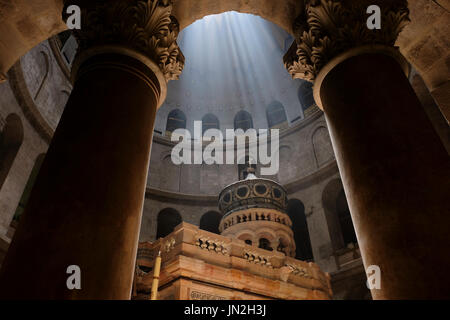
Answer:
[63,0,184,81]
[284,0,410,82]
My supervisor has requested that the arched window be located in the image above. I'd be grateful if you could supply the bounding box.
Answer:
[266,101,287,129]
[0,114,24,190]
[166,109,186,135]
[337,190,357,246]
[234,111,253,131]
[298,81,315,112]
[199,211,222,234]
[259,238,273,251]
[202,114,220,134]
[57,30,78,66]
[287,199,314,261]
[322,179,358,251]
[12,153,46,222]
[156,208,182,239]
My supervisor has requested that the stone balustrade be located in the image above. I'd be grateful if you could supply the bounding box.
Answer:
[135,222,331,298]
[219,208,293,232]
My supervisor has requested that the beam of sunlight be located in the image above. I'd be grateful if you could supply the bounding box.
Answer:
[159,11,308,132]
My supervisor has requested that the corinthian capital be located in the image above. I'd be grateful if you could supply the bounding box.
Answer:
[63,0,184,81]
[284,0,410,81]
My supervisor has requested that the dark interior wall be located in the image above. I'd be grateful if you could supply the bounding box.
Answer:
[156,208,183,239]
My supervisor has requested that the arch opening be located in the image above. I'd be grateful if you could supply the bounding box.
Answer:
[287,199,314,261]
[156,208,183,239]
[199,211,222,234]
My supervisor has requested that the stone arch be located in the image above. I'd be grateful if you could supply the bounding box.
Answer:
[287,199,314,261]
[235,230,257,245]
[254,228,278,251]
[311,126,334,168]
[0,114,24,191]
[156,208,182,239]
[12,153,46,223]
[336,188,357,247]
[199,211,222,234]
[0,1,447,111]
[275,229,295,256]
[322,178,357,251]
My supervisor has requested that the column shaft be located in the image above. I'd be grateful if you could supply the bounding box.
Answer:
[320,53,450,299]
[0,53,161,299]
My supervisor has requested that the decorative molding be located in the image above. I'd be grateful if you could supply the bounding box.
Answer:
[284,0,410,81]
[164,237,176,252]
[64,0,185,82]
[33,50,51,100]
[190,290,226,300]
[7,62,53,144]
[243,251,274,268]
[195,236,230,255]
[218,177,288,216]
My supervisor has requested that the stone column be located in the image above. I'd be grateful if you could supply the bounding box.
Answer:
[0,0,184,299]
[285,0,450,299]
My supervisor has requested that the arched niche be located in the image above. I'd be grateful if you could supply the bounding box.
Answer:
[199,211,222,234]
[165,109,187,135]
[322,178,357,252]
[0,114,24,190]
[156,208,182,239]
[12,153,46,222]
[202,113,220,134]
[287,198,314,261]
[235,230,256,245]
[336,189,357,246]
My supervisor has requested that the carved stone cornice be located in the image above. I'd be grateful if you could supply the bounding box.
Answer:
[63,0,184,81]
[284,0,410,81]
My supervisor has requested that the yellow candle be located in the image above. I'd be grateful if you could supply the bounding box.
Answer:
[150,251,162,300]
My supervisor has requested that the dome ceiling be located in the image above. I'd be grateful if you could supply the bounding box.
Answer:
[154,12,309,134]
